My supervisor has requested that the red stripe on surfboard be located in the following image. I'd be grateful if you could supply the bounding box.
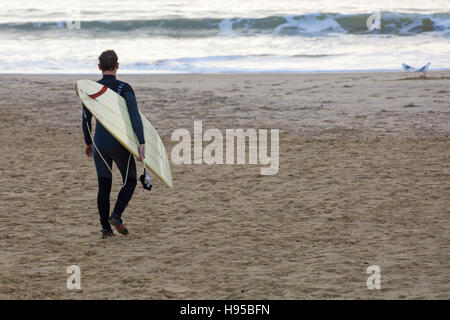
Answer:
[88,85,108,99]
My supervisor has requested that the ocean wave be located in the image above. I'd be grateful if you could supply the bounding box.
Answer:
[2,12,450,36]
[150,53,343,65]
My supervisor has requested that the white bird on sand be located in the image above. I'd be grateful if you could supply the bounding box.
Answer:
[402,62,431,77]
[402,63,415,72]
[416,62,430,75]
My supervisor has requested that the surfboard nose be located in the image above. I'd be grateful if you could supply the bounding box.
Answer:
[76,80,88,98]
[77,79,100,98]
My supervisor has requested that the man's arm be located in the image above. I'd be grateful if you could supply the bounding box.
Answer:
[123,91,145,144]
[76,83,93,158]
[82,105,94,157]
[82,105,93,145]
[123,88,146,160]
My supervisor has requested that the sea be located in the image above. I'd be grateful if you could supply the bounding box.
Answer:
[1,0,449,73]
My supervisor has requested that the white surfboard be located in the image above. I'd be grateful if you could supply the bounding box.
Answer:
[77,79,173,188]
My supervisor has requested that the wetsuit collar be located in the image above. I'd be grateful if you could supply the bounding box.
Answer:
[102,74,116,79]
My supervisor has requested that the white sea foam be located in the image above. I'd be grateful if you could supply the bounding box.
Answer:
[0,0,449,73]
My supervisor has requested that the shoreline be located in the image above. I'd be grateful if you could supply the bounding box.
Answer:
[1,69,450,76]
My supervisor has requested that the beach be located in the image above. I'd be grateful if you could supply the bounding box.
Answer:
[0,72,449,299]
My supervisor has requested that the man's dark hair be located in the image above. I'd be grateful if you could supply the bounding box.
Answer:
[98,50,118,71]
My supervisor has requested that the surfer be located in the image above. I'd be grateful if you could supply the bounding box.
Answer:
[76,50,146,239]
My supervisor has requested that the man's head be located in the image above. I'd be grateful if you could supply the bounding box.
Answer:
[98,50,119,75]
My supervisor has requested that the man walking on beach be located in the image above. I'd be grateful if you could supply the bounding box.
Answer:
[77,50,146,239]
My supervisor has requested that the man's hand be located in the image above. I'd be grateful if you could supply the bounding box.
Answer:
[85,144,93,158]
[137,143,145,161]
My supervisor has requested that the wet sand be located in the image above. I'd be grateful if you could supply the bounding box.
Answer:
[0,72,449,299]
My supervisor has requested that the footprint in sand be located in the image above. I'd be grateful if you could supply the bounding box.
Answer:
[403,103,421,108]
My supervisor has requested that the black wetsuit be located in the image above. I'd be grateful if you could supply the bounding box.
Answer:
[82,75,145,231]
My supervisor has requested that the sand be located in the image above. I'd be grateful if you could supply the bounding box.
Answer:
[0,72,449,299]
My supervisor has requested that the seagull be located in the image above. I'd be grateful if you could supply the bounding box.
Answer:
[416,62,430,76]
[402,63,415,72]
[402,62,431,77]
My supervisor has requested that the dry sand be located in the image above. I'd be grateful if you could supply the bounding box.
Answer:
[0,72,449,299]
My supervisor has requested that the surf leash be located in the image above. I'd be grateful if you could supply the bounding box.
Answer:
[84,116,131,188]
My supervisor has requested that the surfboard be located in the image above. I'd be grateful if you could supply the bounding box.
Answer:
[76,79,173,188]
